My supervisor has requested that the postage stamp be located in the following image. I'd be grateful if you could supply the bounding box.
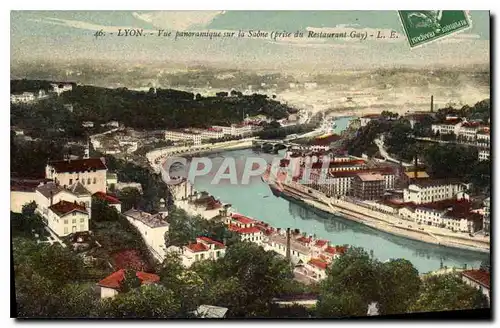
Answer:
[398,10,472,48]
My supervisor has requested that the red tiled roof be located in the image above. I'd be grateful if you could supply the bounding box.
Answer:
[308,258,328,270]
[48,158,107,173]
[198,236,226,249]
[307,167,394,179]
[314,239,328,247]
[93,191,121,204]
[186,242,209,252]
[229,224,261,234]
[296,236,312,244]
[49,200,87,216]
[231,213,256,225]
[324,245,347,255]
[462,269,490,289]
[97,269,160,289]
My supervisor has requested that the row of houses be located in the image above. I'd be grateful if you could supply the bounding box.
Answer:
[164,123,262,145]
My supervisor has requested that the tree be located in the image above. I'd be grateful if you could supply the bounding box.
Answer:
[119,269,142,293]
[98,284,183,318]
[21,201,37,217]
[91,198,120,223]
[316,247,381,318]
[409,274,489,313]
[378,259,421,315]
[117,187,142,212]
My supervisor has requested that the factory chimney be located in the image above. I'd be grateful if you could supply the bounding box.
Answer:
[286,228,291,262]
[430,95,434,112]
[414,155,418,180]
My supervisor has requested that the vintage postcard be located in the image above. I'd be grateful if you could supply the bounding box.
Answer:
[10,10,490,319]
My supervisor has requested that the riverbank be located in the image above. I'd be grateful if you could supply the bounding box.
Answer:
[147,139,254,173]
[281,184,490,254]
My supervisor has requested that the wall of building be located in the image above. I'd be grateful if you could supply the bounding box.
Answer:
[47,210,89,237]
[100,286,119,299]
[10,191,37,213]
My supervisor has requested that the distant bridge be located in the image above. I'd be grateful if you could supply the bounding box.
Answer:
[252,139,301,151]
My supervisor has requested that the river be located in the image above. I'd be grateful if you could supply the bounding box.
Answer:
[179,117,488,273]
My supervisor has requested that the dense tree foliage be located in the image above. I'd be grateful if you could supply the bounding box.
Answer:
[57,85,292,130]
[102,154,171,212]
[255,123,315,140]
[346,120,389,157]
[316,248,421,318]
[424,144,478,179]
[409,274,489,313]
[165,207,239,247]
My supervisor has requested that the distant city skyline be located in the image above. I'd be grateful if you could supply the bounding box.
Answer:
[11,11,489,71]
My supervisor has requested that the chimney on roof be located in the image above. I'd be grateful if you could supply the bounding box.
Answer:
[430,95,434,112]
[49,190,54,206]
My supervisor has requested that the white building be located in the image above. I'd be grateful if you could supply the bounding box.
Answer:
[51,83,73,96]
[165,130,202,145]
[431,119,462,136]
[106,173,118,189]
[97,269,160,299]
[403,180,466,204]
[45,158,108,194]
[211,124,255,137]
[10,92,36,104]
[226,213,264,244]
[35,181,92,220]
[264,232,313,265]
[124,209,170,262]
[45,200,90,236]
[461,270,490,304]
[82,121,94,128]
[175,237,227,268]
[483,197,490,233]
[476,129,490,148]
[304,258,328,281]
[10,179,47,213]
[478,149,490,162]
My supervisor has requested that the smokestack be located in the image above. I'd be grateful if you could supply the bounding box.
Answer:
[414,155,418,180]
[49,190,54,206]
[286,228,291,262]
[430,95,434,112]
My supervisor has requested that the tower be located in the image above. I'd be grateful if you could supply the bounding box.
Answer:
[430,95,434,112]
[83,139,90,159]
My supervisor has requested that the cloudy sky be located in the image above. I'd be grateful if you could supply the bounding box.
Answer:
[11,11,490,70]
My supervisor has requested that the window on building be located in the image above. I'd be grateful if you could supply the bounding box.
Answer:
[80,224,84,231]
[87,178,91,185]
[82,179,85,185]
[80,218,84,223]
[93,178,97,184]
[200,254,205,260]
[72,218,76,224]
[64,219,68,224]
[73,212,76,216]
[69,178,73,185]
[64,227,68,234]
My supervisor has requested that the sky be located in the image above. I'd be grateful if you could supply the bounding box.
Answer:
[10,11,490,70]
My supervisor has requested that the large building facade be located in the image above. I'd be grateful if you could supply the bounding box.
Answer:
[45,158,108,194]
